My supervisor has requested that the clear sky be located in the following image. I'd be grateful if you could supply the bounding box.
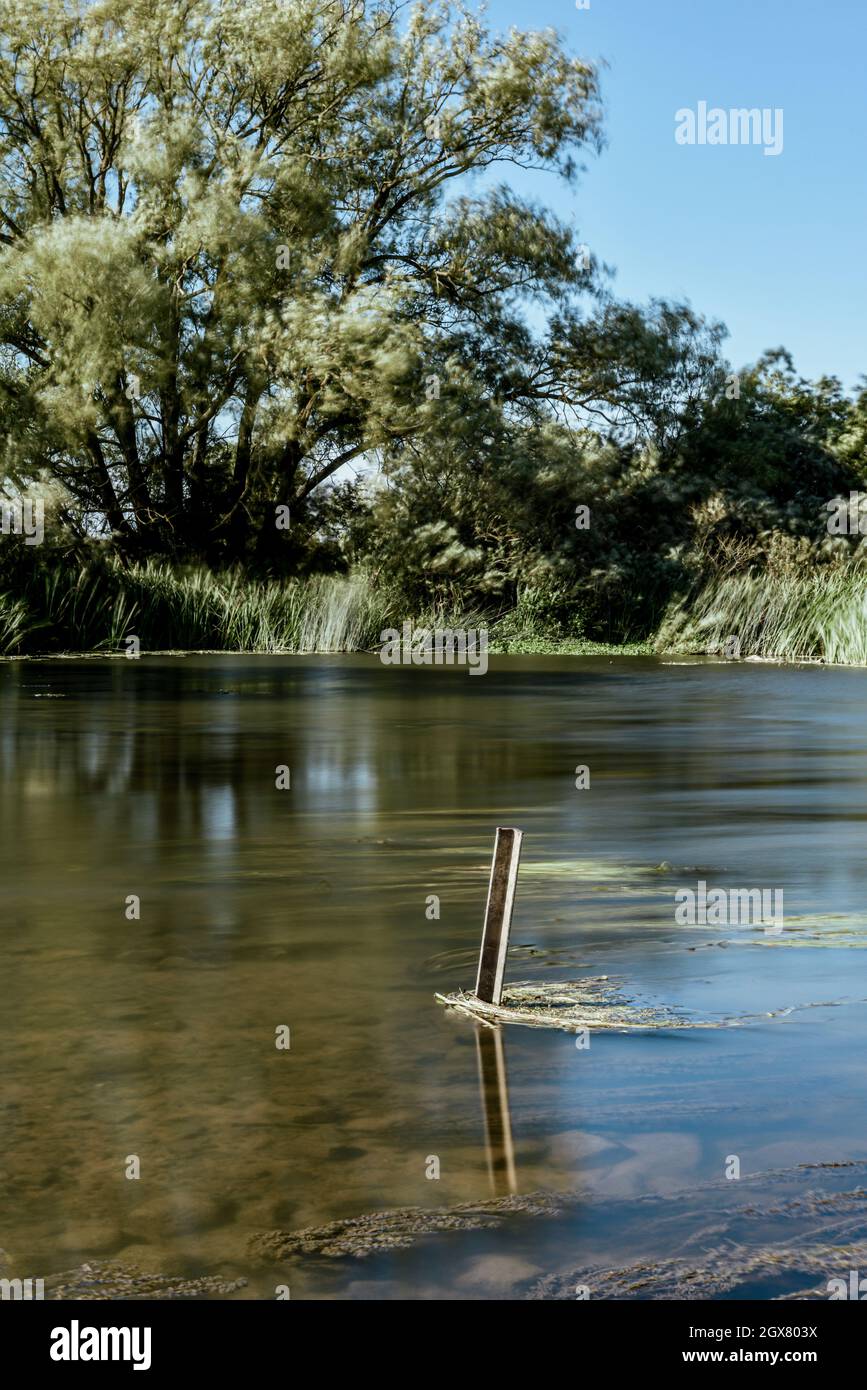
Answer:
[487,0,866,391]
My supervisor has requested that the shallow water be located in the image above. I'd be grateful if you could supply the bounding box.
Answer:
[1,654,866,1298]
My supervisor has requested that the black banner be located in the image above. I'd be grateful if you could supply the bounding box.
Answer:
[2,1296,861,1375]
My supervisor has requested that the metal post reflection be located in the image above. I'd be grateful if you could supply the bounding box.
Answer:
[475,1024,518,1195]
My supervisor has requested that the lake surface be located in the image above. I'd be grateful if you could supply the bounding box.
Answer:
[2,654,866,1299]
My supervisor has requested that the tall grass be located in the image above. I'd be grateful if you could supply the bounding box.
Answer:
[656,564,867,664]
[0,561,401,655]
[14,553,867,664]
[0,593,42,654]
[37,567,140,650]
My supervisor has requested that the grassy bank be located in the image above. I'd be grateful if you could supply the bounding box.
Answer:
[0,559,646,658]
[3,556,867,663]
[0,556,657,657]
[488,636,652,656]
[0,561,399,656]
[656,564,867,664]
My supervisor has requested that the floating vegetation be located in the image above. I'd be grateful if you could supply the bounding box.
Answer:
[250,1192,567,1261]
[436,978,701,1032]
[435,980,867,1033]
[528,1239,867,1301]
[248,1161,867,1301]
[747,913,867,949]
[682,914,867,951]
[519,858,684,893]
[475,856,867,952]
[526,1163,867,1299]
[43,1262,247,1300]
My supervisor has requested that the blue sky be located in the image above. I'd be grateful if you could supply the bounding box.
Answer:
[487,0,866,390]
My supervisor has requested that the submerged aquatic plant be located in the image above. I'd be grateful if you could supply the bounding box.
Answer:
[436,978,696,1032]
[435,979,864,1032]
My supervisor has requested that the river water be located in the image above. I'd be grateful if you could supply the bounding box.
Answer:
[2,654,866,1298]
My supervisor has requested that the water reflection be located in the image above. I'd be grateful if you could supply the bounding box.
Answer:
[475,1025,517,1196]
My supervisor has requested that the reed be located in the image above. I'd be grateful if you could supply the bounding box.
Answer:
[0,560,401,654]
[0,593,41,654]
[656,564,867,664]
[11,553,867,665]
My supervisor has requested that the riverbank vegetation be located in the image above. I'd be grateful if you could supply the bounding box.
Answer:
[0,549,657,656]
[1,1,865,662]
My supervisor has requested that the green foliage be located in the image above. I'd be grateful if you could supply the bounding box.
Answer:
[656,556,867,665]
[0,0,602,564]
[0,555,401,653]
[0,3,864,656]
[0,592,39,652]
[345,337,867,645]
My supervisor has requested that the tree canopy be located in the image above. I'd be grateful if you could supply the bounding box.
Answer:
[1,0,864,651]
[0,0,606,562]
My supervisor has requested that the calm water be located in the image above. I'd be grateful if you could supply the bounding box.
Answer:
[2,654,866,1299]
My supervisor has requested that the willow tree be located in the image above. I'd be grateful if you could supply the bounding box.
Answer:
[0,0,602,563]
